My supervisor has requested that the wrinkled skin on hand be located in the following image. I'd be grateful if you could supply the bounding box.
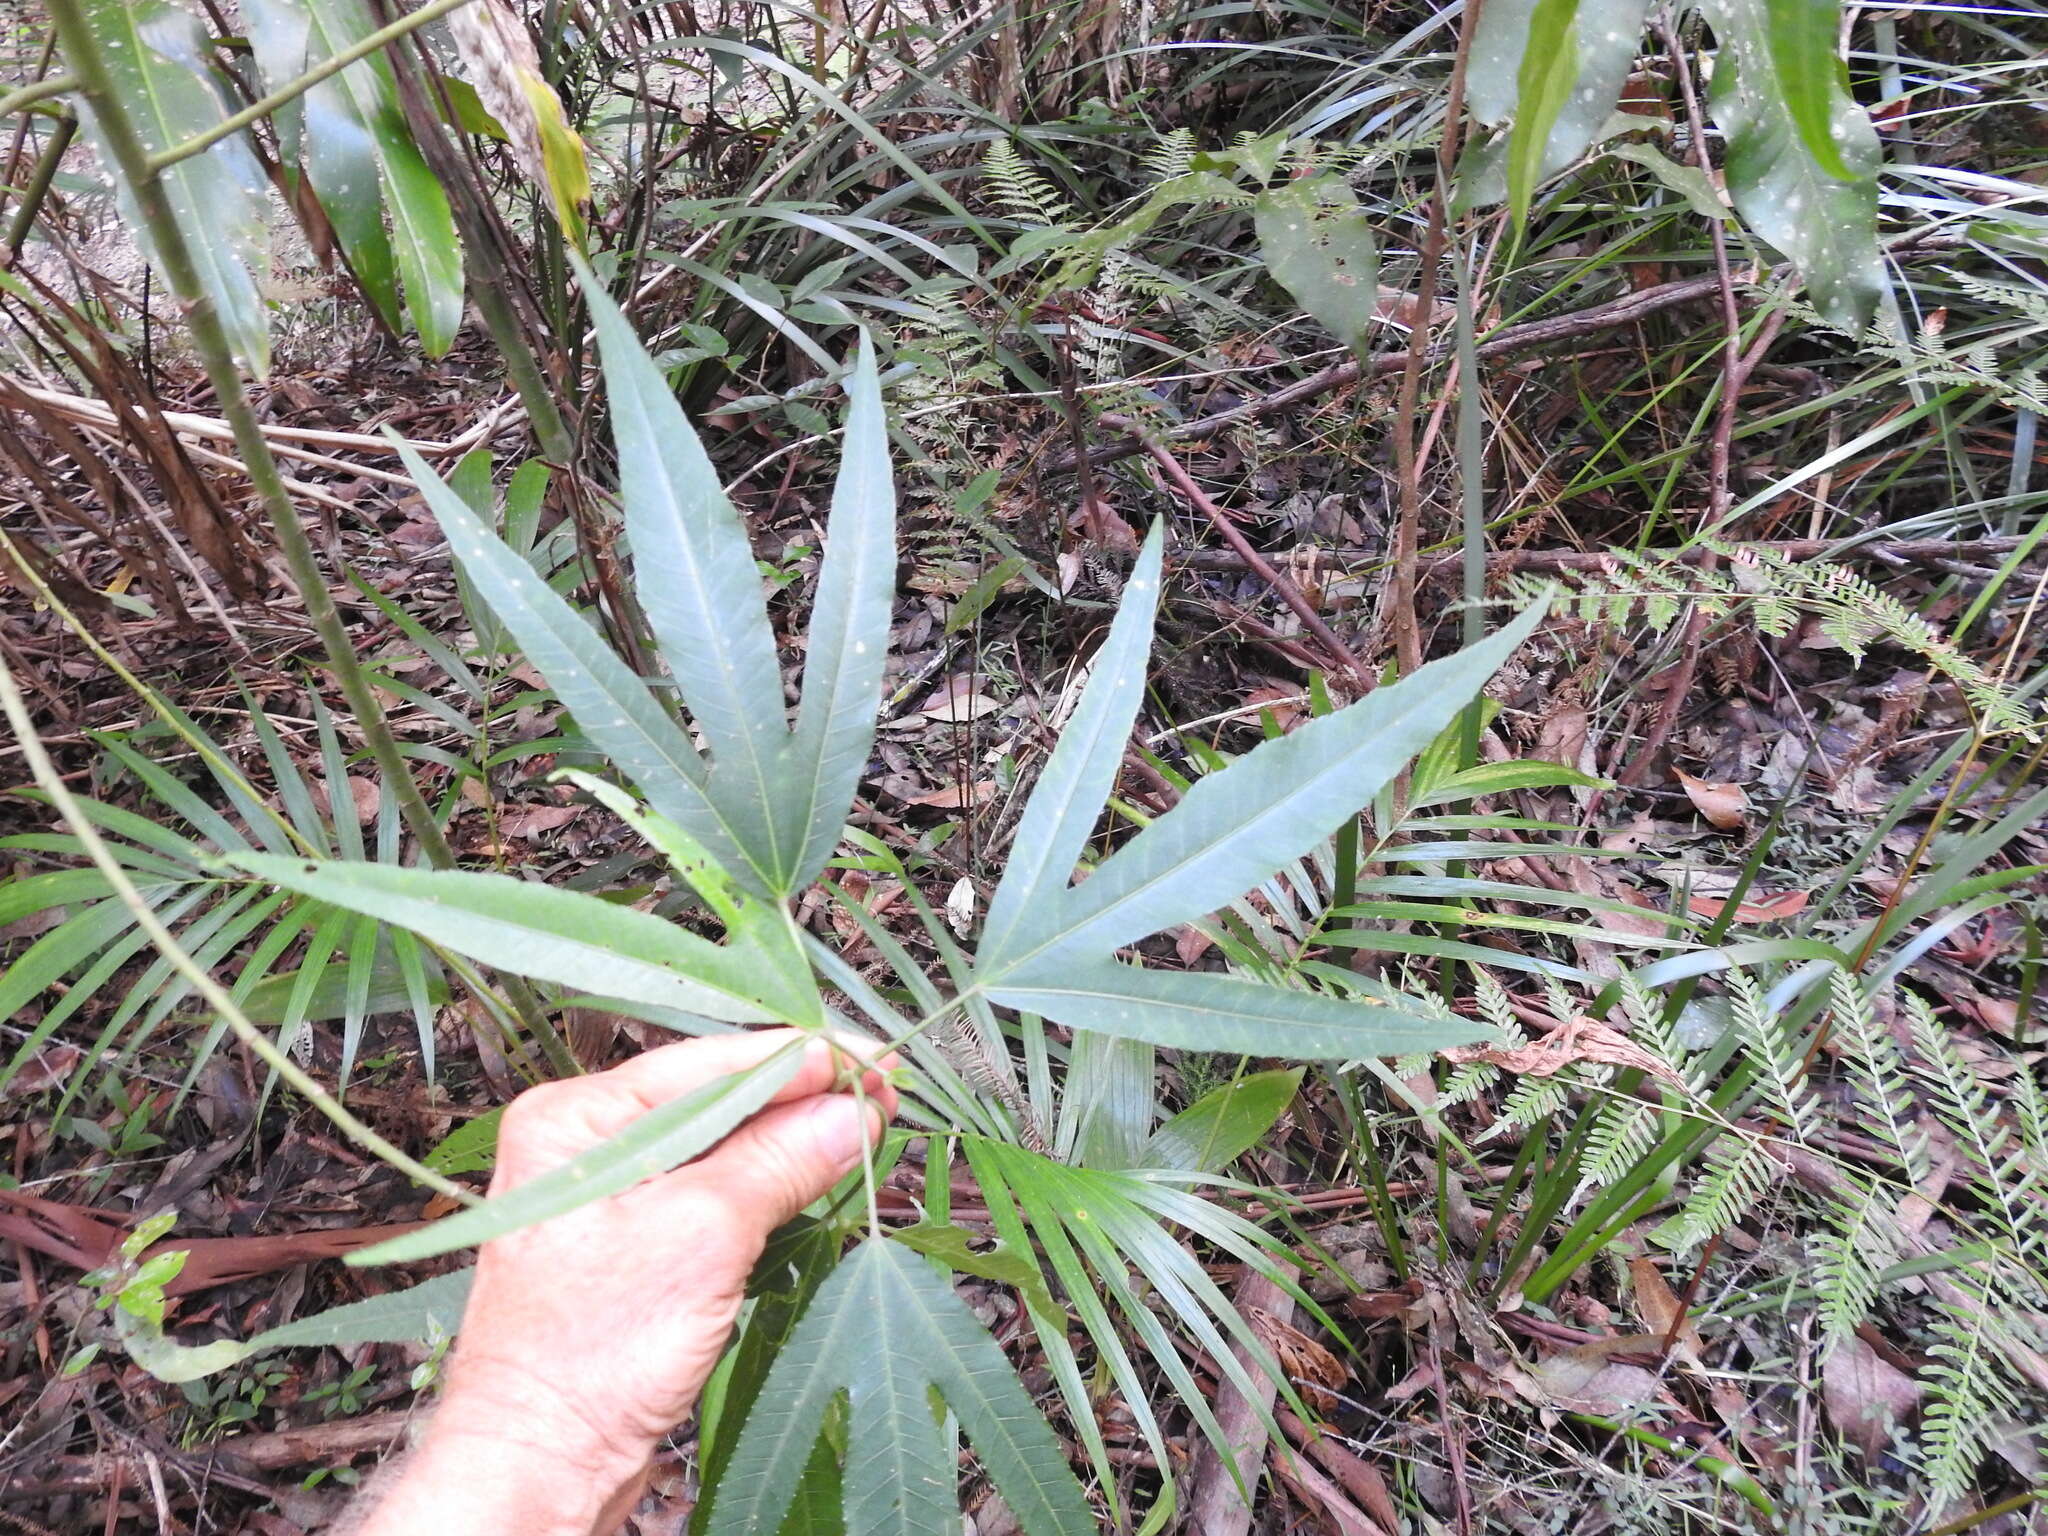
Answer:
[356,1030,897,1536]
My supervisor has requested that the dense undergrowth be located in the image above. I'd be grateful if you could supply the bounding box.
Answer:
[3,0,2048,1531]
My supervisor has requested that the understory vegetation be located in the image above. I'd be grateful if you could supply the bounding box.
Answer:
[2,0,2047,1531]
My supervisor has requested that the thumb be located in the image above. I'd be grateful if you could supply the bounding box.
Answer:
[685,1092,886,1238]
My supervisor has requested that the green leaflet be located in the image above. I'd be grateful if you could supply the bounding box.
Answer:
[1704,0,1886,330]
[386,433,760,884]
[1143,1068,1303,1173]
[989,959,1489,1059]
[226,854,784,1025]
[1505,0,1585,231]
[116,1267,472,1384]
[69,0,270,374]
[1252,176,1381,354]
[708,1238,1093,1536]
[979,524,1164,967]
[350,1049,804,1263]
[563,260,895,896]
[974,606,1541,1058]
[785,330,898,890]
[579,257,799,886]
[1462,0,1652,212]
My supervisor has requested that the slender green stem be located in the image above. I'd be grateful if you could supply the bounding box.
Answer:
[0,73,78,120]
[0,645,475,1205]
[143,0,477,174]
[47,0,459,876]
[4,113,77,255]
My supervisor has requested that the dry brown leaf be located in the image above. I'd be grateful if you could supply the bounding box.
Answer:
[906,780,995,809]
[1243,684,1306,733]
[498,803,581,840]
[914,676,1005,722]
[1686,888,1811,924]
[1176,925,1216,966]
[1535,705,1592,777]
[1823,1333,1922,1459]
[1674,767,1748,830]
[1530,1337,1668,1415]
[1249,1306,1347,1416]
[1626,1256,1704,1371]
[1442,1015,1691,1091]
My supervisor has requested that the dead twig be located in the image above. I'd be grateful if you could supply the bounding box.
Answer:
[1115,425,1372,686]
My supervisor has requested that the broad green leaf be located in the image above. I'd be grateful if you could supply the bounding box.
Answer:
[227,854,782,1024]
[1143,1068,1303,1173]
[577,256,801,891]
[423,1107,503,1176]
[1505,0,1584,229]
[353,1048,804,1263]
[786,332,897,889]
[979,525,1164,971]
[1253,176,1381,353]
[119,1267,473,1383]
[1607,142,1733,223]
[1703,0,1885,329]
[1762,0,1857,180]
[1464,0,1651,212]
[711,1238,1093,1536]
[68,0,271,374]
[387,435,761,886]
[888,1221,1059,1321]
[988,959,1489,1059]
[991,605,1545,969]
[1057,1031,1156,1169]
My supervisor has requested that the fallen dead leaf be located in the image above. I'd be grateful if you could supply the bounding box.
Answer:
[1530,1336,1668,1414]
[498,803,581,840]
[1249,1306,1347,1415]
[909,674,1006,724]
[1243,684,1306,733]
[1443,1015,1692,1091]
[1823,1333,1922,1459]
[906,780,995,810]
[1674,768,1748,831]
[1686,888,1810,924]
[1626,1256,1704,1370]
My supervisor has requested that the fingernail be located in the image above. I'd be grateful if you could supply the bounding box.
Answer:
[810,1095,876,1168]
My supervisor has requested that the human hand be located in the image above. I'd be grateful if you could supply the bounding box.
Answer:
[357,1029,896,1536]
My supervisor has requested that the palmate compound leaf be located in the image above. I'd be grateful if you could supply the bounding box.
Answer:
[579,258,896,898]
[974,599,1545,1058]
[401,264,895,900]
[709,1238,1093,1536]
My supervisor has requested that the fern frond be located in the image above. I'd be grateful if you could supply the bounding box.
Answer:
[982,140,1072,225]
[1829,972,1930,1185]
[1141,128,1195,183]
[1662,1135,1778,1253]
[1810,1183,1895,1344]
[1729,971,1816,1143]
